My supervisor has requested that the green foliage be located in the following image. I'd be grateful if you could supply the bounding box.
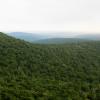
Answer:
[0,32,100,100]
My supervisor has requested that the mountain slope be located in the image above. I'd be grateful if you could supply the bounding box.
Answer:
[0,32,100,100]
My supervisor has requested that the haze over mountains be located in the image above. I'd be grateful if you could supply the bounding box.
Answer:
[77,34,100,40]
[6,32,100,44]
[7,32,49,42]
[34,38,90,44]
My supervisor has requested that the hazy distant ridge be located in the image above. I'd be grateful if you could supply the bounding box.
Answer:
[6,32,100,44]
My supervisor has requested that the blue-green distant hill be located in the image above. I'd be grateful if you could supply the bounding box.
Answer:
[34,38,91,44]
[77,34,100,40]
[7,32,49,42]
[6,32,100,44]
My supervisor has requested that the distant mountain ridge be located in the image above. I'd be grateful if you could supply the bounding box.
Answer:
[77,34,100,40]
[7,32,49,42]
[6,32,100,44]
[35,38,90,44]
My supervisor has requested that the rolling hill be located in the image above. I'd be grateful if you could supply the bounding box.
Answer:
[34,38,91,44]
[7,32,49,42]
[6,32,100,44]
[0,32,100,100]
[77,34,100,40]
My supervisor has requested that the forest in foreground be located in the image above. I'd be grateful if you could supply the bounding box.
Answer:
[0,32,100,100]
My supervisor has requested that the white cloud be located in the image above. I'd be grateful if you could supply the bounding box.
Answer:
[0,0,100,34]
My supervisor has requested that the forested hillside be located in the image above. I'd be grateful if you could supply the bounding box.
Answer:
[0,32,100,100]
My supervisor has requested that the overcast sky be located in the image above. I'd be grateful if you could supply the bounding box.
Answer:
[0,0,100,35]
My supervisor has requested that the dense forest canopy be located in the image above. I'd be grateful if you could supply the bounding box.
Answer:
[0,32,100,100]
